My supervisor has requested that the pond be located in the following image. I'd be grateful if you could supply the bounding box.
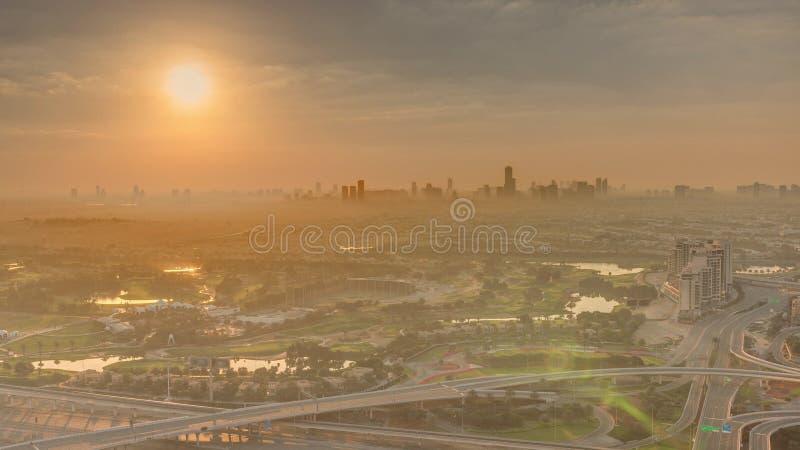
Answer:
[567,295,619,314]
[736,265,794,275]
[36,356,141,372]
[33,357,354,374]
[91,290,165,306]
[542,262,643,276]
[90,287,214,306]
[4,263,24,272]
[226,358,355,373]
[448,295,619,323]
[163,267,202,274]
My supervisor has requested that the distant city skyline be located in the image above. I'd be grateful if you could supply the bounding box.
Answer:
[1,1,799,192]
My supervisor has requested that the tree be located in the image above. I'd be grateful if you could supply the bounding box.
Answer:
[524,286,543,303]
[14,361,34,376]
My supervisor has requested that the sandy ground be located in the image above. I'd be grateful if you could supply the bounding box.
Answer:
[632,273,690,346]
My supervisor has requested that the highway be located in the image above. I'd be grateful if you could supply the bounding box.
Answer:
[692,287,781,450]
[748,416,800,450]
[732,275,800,290]
[722,410,800,450]
[0,384,218,417]
[620,285,778,450]
[3,278,800,449]
[768,326,800,368]
[4,367,800,450]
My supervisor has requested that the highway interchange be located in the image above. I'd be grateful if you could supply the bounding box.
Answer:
[3,276,800,450]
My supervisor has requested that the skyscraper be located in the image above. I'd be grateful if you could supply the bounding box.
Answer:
[503,166,516,197]
[411,181,418,197]
[357,179,365,200]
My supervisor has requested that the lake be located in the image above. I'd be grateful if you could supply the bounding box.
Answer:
[568,295,619,314]
[34,356,354,374]
[736,265,794,275]
[543,262,644,276]
[449,294,619,323]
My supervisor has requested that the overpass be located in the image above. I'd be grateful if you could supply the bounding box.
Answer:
[4,367,800,450]
[733,274,800,290]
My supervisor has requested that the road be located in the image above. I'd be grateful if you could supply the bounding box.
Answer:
[692,287,781,450]
[4,367,800,450]
[0,384,218,417]
[618,284,774,449]
[768,326,800,368]
[748,416,800,450]
[3,278,799,450]
[289,421,611,450]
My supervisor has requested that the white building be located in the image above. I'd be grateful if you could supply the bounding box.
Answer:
[668,238,733,320]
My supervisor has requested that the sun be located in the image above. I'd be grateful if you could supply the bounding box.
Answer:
[165,65,210,106]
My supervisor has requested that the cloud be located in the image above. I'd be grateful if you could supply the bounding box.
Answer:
[0,127,105,139]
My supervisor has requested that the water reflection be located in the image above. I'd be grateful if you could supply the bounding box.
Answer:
[34,356,354,374]
[736,265,793,274]
[542,262,643,276]
[449,295,618,324]
[37,356,140,371]
[163,267,201,274]
[568,295,619,314]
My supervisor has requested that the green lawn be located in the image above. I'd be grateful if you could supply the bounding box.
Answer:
[0,361,72,386]
[278,311,378,337]
[328,342,376,354]
[0,312,81,333]
[165,339,300,358]
[3,321,111,356]
[472,420,598,441]
[425,349,662,383]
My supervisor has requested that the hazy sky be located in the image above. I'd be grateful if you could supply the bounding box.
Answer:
[1,0,798,193]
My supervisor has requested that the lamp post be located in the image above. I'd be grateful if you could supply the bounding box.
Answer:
[459,392,465,433]
[650,406,654,438]
[553,401,557,440]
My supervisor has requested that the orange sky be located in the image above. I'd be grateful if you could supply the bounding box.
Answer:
[1,1,798,193]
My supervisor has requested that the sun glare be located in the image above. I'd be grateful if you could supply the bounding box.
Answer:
[165,65,210,107]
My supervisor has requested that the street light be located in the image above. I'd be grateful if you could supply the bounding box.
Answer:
[650,406,654,438]
[460,392,466,433]
[553,400,557,440]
